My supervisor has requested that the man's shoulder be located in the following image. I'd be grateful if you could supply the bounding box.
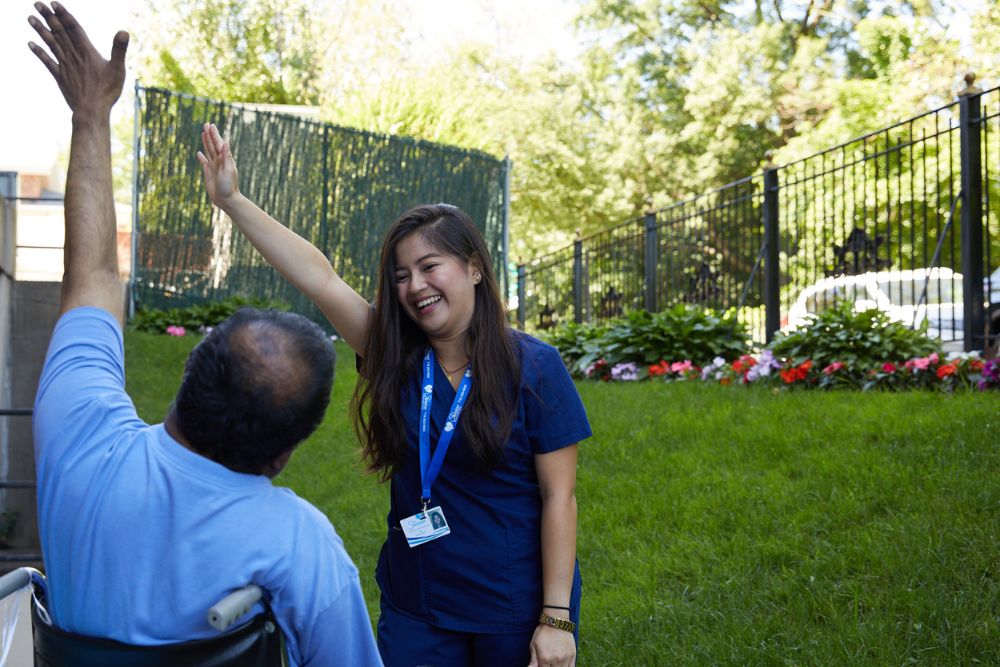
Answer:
[34,306,142,468]
[258,487,348,557]
[52,306,123,340]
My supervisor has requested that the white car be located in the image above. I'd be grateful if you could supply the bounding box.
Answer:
[784,267,965,348]
[988,267,1000,349]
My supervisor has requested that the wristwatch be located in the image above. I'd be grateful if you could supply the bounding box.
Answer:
[538,611,576,633]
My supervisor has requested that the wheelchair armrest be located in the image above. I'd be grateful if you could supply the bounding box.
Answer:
[206,584,263,632]
[0,567,42,601]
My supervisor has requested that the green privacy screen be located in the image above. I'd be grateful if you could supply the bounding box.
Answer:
[132,86,509,324]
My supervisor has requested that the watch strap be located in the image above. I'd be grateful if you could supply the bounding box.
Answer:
[538,611,576,633]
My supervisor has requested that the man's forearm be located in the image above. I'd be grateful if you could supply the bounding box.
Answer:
[65,113,117,278]
[60,112,123,324]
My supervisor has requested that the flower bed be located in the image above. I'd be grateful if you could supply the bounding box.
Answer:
[556,302,999,391]
[584,351,999,391]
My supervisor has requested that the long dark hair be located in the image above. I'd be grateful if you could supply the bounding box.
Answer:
[351,204,519,481]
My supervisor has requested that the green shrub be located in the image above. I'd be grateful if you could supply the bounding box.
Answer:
[544,305,751,375]
[544,321,608,371]
[769,301,941,369]
[131,295,289,334]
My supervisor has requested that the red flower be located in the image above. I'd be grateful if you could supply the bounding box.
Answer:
[881,362,897,373]
[782,360,812,384]
[732,355,757,374]
[969,360,984,372]
[936,363,957,379]
[648,361,670,377]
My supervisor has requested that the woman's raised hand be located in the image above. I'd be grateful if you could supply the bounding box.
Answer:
[197,123,240,208]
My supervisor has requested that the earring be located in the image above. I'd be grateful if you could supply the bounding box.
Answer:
[474,273,481,284]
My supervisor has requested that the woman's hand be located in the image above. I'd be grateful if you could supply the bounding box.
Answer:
[196,123,240,209]
[528,624,576,667]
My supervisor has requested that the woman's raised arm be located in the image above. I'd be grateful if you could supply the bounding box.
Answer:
[197,123,372,355]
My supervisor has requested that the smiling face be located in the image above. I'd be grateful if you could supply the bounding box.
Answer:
[394,230,481,341]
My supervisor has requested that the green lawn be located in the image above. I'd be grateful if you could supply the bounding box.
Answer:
[125,331,1000,665]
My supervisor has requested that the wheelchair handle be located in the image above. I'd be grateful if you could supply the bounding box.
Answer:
[0,567,41,601]
[206,584,263,632]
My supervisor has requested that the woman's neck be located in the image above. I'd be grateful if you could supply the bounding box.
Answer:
[429,329,470,371]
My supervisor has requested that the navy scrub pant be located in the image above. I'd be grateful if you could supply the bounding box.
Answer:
[377,601,537,667]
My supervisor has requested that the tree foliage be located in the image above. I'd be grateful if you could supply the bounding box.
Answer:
[133,0,999,258]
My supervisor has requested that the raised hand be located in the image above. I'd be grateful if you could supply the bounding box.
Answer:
[27,1,129,119]
[197,123,241,209]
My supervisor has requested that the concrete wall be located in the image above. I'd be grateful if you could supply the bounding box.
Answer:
[5,282,61,552]
[1,183,17,552]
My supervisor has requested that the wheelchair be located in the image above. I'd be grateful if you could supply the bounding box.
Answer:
[0,567,285,666]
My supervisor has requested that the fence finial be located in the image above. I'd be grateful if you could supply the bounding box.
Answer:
[764,150,775,169]
[959,72,981,97]
[575,228,582,239]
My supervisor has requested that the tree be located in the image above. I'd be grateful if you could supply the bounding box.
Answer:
[134,0,406,105]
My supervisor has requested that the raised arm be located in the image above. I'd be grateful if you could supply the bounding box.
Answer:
[196,124,372,355]
[28,1,129,327]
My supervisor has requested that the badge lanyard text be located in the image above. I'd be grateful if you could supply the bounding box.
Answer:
[419,349,472,515]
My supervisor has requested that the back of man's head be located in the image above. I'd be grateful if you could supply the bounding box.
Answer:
[173,308,334,474]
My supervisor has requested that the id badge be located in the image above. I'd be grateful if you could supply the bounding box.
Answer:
[400,506,451,548]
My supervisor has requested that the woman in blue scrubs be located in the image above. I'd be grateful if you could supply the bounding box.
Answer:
[198,124,590,667]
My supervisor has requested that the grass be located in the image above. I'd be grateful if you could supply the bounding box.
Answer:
[125,330,1000,665]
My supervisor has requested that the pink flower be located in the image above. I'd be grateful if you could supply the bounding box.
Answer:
[881,362,897,373]
[910,357,931,371]
[823,361,845,375]
[166,325,186,337]
[670,360,694,374]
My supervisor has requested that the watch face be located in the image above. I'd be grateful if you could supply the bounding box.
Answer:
[539,612,575,633]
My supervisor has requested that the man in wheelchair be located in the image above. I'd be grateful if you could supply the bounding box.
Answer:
[23,3,382,665]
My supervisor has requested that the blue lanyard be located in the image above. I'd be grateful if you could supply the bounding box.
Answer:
[419,349,472,509]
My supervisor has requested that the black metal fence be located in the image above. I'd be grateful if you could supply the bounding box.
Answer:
[517,78,999,352]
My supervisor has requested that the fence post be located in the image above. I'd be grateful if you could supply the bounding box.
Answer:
[573,231,584,324]
[644,211,658,312]
[129,81,142,319]
[517,260,526,330]
[320,125,330,254]
[959,73,985,352]
[763,153,781,342]
[502,156,511,299]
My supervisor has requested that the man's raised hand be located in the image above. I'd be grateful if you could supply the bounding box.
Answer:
[27,1,128,119]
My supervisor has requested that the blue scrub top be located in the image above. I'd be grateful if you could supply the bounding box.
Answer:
[375,332,592,634]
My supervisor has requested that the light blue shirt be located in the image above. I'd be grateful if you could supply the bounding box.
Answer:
[33,307,382,667]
